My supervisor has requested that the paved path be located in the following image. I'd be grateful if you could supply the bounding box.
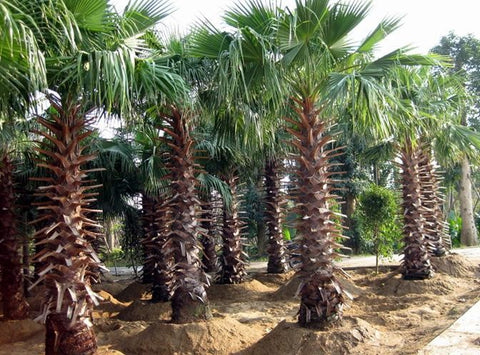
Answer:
[420,300,480,354]
[247,246,480,272]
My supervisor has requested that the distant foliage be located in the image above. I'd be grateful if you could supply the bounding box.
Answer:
[448,212,462,247]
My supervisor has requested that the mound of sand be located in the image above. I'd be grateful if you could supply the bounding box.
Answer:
[239,317,380,355]
[115,282,151,302]
[0,319,44,344]
[116,300,171,321]
[431,253,478,278]
[208,279,275,302]
[379,272,464,296]
[252,271,295,288]
[119,316,264,355]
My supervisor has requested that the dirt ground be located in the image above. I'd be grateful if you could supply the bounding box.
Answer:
[1,253,479,355]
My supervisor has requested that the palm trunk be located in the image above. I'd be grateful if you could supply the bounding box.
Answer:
[417,147,449,255]
[141,195,158,284]
[265,158,288,274]
[160,107,210,323]
[218,172,247,284]
[342,192,358,252]
[287,97,346,328]
[400,142,433,280]
[151,195,174,301]
[374,225,379,274]
[199,195,218,273]
[31,97,102,354]
[459,157,478,246]
[0,153,30,319]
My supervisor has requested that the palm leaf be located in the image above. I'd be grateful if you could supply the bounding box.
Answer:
[357,16,402,53]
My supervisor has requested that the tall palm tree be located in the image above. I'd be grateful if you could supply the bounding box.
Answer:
[432,33,480,246]
[155,106,211,322]
[265,156,289,273]
[0,0,48,321]
[192,0,428,327]
[24,1,184,353]
[135,125,174,293]
[0,146,31,319]
[191,0,289,279]
[417,145,450,255]
[276,0,429,327]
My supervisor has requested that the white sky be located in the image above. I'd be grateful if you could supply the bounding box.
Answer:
[113,0,480,55]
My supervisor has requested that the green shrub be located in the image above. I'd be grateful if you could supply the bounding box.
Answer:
[100,248,125,266]
[448,212,462,247]
[356,184,402,272]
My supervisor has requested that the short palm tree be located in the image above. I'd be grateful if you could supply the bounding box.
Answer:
[388,67,464,278]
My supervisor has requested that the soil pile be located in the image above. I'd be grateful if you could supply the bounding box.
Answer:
[116,300,171,321]
[208,279,275,302]
[239,317,380,355]
[114,282,151,302]
[431,253,478,277]
[119,316,264,355]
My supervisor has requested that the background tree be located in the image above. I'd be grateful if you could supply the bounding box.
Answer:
[432,32,480,246]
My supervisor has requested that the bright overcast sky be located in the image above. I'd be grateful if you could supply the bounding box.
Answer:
[113,0,480,54]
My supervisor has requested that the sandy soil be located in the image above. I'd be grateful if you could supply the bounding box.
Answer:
[1,253,479,355]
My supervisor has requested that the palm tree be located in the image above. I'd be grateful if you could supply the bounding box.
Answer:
[0,0,48,321]
[265,156,289,273]
[155,106,211,322]
[432,33,480,246]
[191,0,289,279]
[417,146,450,255]
[135,125,174,293]
[388,67,464,278]
[399,138,434,279]
[191,0,432,326]
[276,0,425,327]
[0,147,31,319]
[23,1,184,353]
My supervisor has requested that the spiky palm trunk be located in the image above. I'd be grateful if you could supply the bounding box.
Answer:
[159,107,210,323]
[141,195,158,284]
[31,98,103,354]
[151,195,174,302]
[265,158,288,274]
[400,142,433,280]
[199,195,218,273]
[0,154,30,319]
[417,147,449,256]
[218,173,247,284]
[287,97,346,328]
